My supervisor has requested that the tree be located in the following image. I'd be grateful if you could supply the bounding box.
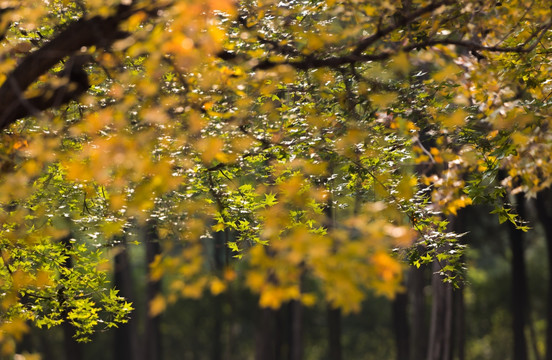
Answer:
[113,234,139,360]
[1,0,552,355]
[536,188,552,360]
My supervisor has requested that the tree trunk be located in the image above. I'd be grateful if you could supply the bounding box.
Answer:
[145,221,163,360]
[212,229,225,360]
[536,189,552,360]
[38,332,55,360]
[509,195,528,360]
[454,211,466,360]
[443,284,453,359]
[327,306,342,360]
[275,306,284,360]
[212,294,223,360]
[62,321,82,360]
[427,260,453,360]
[325,185,342,360]
[255,307,277,360]
[113,235,139,360]
[426,210,468,360]
[454,282,465,360]
[393,290,410,360]
[289,300,304,360]
[409,265,427,360]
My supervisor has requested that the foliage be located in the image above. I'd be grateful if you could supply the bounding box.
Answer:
[0,0,551,353]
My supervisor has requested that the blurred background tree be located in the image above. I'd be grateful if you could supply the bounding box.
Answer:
[0,0,552,359]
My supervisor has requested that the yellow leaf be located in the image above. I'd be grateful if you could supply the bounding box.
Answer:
[439,109,467,128]
[182,278,207,299]
[300,293,317,307]
[101,220,125,238]
[433,63,460,82]
[0,319,28,342]
[231,137,255,153]
[210,278,227,295]
[126,11,147,31]
[212,223,225,232]
[511,132,529,146]
[363,5,377,16]
[149,295,166,316]
[246,271,265,291]
[197,137,224,164]
[11,270,33,291]
[369,92,398,108]
[305,34,324,52]
[397,174,417,200]
[372,251,402,283]
[445,196,472,215]
[390,52,411,75]
[209,0,236,15]
[35,270,52,288]
[371,251,403,298]
[224,268,237,281]
[259,287,284,309]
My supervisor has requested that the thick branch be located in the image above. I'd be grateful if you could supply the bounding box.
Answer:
[0,4,135,131]
[3,58,91,122]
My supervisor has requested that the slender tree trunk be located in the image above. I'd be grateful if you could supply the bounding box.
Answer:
[60,234,83,360]
[509,195,528,360]
[409,265,427,360]
[114,235,139,360]
[212,229,225,360]
[325,186,342,360]
[442,285,454,359]
[427,220,456,360]
[289,299,304,360]
[275,306,285,360]
[454,281,465,360]
[255,307,277,360]
[212,295,223,360]
[224,229,237,360]
[62,321,82,360]
[427,260,453,360]
[38,332,55,360]
[327,306,342,360]
[536,189,552,360]
[393,290,410,360]
[426,211,469,360]
[145,221,163,360]
[453,211,466,360]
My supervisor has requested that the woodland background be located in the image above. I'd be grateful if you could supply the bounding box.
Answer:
[15,204,552,360]
[0,1,552,360]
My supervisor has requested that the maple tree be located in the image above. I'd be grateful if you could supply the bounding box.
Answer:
[0,0,552,356]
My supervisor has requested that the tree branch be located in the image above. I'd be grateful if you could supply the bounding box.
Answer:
[254,21,552,72]
[352,0,454,56]
[0,4,136,131]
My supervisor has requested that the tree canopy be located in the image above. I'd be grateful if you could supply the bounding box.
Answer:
[0,0,551,354]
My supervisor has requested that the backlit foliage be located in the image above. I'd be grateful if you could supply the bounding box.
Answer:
[0,0,551,352]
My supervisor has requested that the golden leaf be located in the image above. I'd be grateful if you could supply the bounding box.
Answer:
[149,295,166,317]
[369,92,398,108]
[210,278,227,295]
